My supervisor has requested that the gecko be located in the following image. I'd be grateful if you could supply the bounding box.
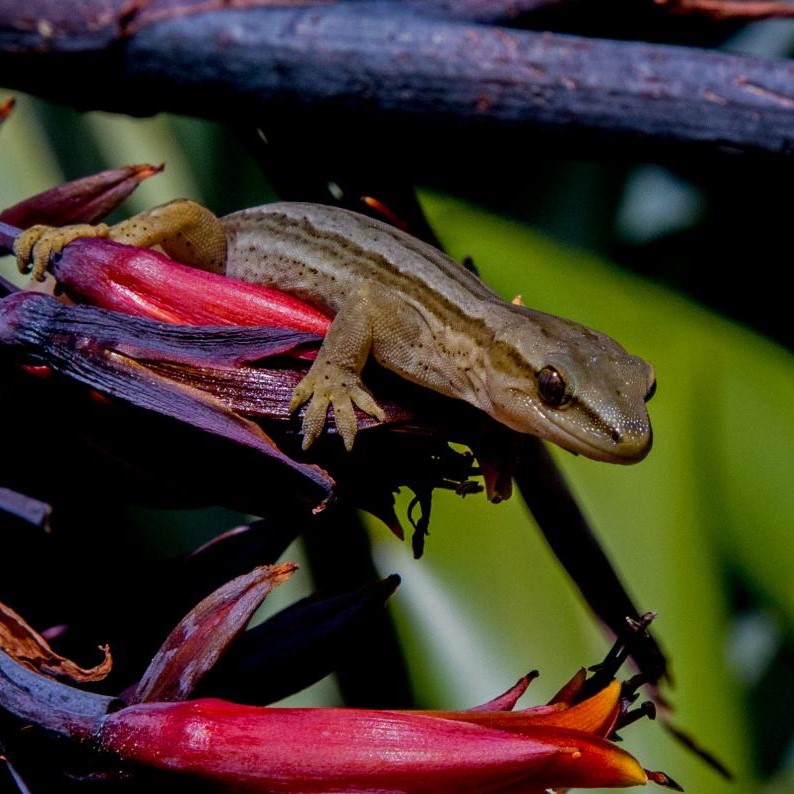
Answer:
[15,199,656,459]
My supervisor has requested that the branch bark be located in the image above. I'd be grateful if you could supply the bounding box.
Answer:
[3,3,794,158]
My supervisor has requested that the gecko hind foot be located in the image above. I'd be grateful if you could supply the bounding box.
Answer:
[290,365,386,452]
[14,223,110,282]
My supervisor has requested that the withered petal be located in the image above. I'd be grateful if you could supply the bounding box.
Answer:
[0,292,335,506]
[0,599,111,683]
[2,290,321,367]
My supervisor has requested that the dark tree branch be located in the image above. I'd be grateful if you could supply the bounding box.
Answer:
[3,3,794,159]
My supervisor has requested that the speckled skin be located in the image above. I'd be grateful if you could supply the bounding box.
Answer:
[16,200,655,459]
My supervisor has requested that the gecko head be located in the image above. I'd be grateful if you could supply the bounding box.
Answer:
[484,312,655,464]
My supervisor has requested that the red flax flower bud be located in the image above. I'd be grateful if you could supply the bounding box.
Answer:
[96,695,652,793]
[50,238,332,335]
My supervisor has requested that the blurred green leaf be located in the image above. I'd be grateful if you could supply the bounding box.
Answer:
[363,191,793,794]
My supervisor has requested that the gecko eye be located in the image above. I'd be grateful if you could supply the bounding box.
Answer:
[644,377,657,403]
[537,365,571,407]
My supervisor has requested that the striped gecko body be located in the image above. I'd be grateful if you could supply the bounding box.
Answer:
[16,200,655,460]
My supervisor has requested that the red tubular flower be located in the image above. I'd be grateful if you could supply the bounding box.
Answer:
[1,638,677,793]
[52,238,332,334]
[97,697,651,793]
[0,581,679,793]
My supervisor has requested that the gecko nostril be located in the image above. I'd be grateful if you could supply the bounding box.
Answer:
[610,429,622,444]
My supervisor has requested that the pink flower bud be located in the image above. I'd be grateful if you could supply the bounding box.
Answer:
[52,238,332,335]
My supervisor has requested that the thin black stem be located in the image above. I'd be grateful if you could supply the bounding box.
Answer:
[302,504,415,709]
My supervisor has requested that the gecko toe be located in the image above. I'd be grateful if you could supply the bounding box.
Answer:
[350,387,386,423]
[291,364,384,451]
[300,394,332,450]
[14,223,110,282]
[289,380,313,413]
[14,225,47,278]
[331,395,358,452]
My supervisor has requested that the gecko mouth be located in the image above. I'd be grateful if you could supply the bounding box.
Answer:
[541,412,653,464]
[497,387,652,464]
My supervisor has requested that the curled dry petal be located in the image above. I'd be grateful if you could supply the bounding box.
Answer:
[97,699,650,793]
[0,599,111,683]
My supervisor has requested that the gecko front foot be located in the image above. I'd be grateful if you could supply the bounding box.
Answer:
[289,363,386,451]
[14,223,110,281]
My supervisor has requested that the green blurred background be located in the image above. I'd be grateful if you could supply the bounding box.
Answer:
[2,18,794,794]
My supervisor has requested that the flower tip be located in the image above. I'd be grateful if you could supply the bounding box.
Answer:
[547,737,649,789]
[134,163,165,180]
[646,769,684,791]
[549,666,587,704]
[469,669,537,712]
[0,96,15,121]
